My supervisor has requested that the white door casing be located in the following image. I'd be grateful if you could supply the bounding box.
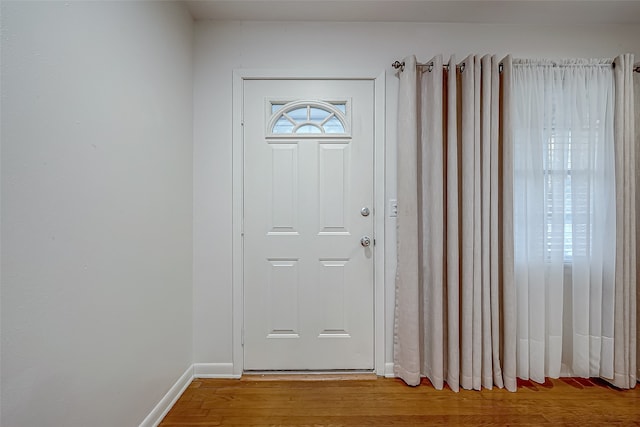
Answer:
[232,71,385,375]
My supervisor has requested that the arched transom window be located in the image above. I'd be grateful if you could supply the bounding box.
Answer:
[268,100,349,136]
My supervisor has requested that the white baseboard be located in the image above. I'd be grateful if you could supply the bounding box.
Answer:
[139,365,194,427]
[144,360,402,426]
[384,362,395,378]
[193,362,241,378]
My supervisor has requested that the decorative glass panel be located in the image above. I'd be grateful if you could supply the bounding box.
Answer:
[269,101,348,136]
[309,108,331,122]
[287,107,308,121]
[323,116,345,134]
[273,116,295,134]
[271,103,285,114]
[296,124,322,134]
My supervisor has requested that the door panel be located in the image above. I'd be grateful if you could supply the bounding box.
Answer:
[243,79,374,370]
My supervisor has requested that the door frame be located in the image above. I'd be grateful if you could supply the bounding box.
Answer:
[232,69,386,376]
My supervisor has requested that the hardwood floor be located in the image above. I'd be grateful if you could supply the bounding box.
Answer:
[159,376,640,426]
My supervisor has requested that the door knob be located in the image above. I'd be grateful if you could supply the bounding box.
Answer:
[361,207,370,217]
[360,236,371,247]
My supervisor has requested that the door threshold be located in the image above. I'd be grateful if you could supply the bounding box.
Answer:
[241,370,378,381]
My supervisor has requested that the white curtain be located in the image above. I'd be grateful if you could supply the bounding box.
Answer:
[636,63,640,384]
[394,54,517,392]
[511,57,640,388]
[612,54,637,388]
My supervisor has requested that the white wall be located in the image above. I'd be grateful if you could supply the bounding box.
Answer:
[1,2,193,426]
[192,20,640,366]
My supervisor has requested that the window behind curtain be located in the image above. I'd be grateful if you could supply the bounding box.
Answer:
[512,59,616,380]
[513,61,615,265]
[544,120,600,262]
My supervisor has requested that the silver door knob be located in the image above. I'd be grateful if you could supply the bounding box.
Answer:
[360,207,370,217]
[360,236,371,247]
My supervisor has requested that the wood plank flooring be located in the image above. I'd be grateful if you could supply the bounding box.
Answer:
[159,376,640,426]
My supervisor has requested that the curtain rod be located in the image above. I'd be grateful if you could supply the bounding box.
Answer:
[392,60,500,73]
[393,60,640,73]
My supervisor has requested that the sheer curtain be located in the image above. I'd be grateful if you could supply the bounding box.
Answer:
[512,58,629,383]
[394,54,517,392]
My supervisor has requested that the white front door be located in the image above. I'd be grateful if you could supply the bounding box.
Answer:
[243,79,375,370]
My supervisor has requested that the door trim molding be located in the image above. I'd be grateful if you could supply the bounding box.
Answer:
[232,70,386,376]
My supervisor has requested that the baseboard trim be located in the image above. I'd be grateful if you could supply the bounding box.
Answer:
[384,362,395,378]
[138,365,194,427]
[141,361,393,426]
[193,362,241,379]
